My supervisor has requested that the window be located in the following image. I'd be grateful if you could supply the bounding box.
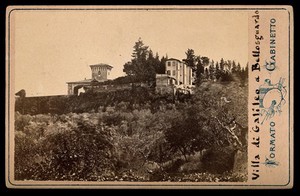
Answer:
[167,70,171,75]
[172,70,176,76]
[167,62,171,66]
[172,62,175,66]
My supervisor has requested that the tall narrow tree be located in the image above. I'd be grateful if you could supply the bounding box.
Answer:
[183,49,196,71]
[231,60,237,73]
[220,58,225,72]
[123,38,159,83]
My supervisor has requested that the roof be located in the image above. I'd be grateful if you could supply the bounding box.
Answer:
[166,58,182,63]
[66,79,93,84]
[90,63,113,69]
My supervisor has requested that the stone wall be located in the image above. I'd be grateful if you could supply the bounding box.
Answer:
[15,87,160,115]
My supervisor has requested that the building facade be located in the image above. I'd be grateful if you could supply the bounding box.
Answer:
[90,63,113,81]
[67,63,113,95]
[165,58,193,86]
[155,58,194,95]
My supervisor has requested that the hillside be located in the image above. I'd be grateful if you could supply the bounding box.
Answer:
[14,80,248,182]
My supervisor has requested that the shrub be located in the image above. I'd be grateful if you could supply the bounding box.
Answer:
[201,146,237,174]
[15,114,117,181]
[102,112,123,126]
[14,112,32,131]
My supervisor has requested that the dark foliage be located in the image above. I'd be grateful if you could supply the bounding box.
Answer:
[201,147,237,174]
[14,80,248,181]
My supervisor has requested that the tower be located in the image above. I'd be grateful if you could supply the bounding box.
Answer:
[90,63,113,81]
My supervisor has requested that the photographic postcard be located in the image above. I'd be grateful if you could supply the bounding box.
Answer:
[5,5,293,189]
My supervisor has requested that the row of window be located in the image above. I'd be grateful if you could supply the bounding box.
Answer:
[167,61,184,68]
[166,70,176,76]
[167,61,181,67]
[167,70,185,77]
[93,67,107,71]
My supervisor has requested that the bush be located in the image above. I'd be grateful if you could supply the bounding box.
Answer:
[102,112,124,126]
[44,120,116,180]
[15,114,117,181]
[14,112,32,131]
[15,131,39,180]
[201,146,237,174]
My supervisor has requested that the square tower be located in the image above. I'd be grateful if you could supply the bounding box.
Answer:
[90,63,113,81]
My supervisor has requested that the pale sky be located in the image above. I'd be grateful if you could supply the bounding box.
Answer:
[10,9,248,96]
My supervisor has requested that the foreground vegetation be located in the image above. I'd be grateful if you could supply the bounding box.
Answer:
[15,80,247,182]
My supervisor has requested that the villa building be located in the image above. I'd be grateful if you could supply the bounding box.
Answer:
[155,58,194,95]
[67,63,113,95]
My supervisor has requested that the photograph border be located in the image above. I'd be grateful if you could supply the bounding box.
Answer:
[5,5,293,189]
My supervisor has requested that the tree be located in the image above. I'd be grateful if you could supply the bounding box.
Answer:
[204,68,209,79]
[132,38,149,59]
[215,61,222,80]
[192,56,210,84]
[194,56,204,85]
[165,81,248,173]
[209,60,215,80]
[165,105,207,161]
[231,60,237,73]
[183,49,196,70]
[237,62,242,73]
[156,56,167,74]
[15,114,118,181]
[123,61,135,76]
[145,49,159,81]
[220,58,225,72]
[123,38,157,83]
[215,61,219,71]
[201,56,210,67]
[226,60,232,72]
[239,63,249,86]
[210,60,215,69]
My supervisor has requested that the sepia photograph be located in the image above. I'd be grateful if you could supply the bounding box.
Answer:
[6,5,293,189]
